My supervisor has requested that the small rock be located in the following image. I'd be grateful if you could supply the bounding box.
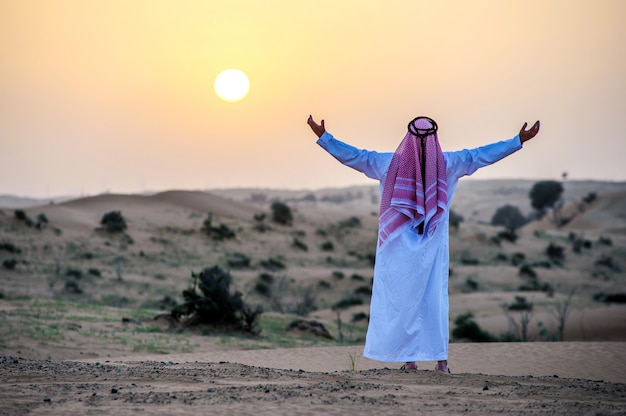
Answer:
[483,386,489,391]
[111,388,118,394]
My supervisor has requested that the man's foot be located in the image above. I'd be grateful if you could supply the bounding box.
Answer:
[400,362,418,372]
[435,360,450,373]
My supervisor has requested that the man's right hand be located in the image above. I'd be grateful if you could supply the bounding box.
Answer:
[307,115,326,138]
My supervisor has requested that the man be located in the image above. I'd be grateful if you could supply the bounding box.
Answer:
[307,115,540,373]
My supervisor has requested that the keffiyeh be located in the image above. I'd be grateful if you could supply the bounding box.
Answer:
[378,117,448,249]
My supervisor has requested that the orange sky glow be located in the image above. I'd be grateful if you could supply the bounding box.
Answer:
[1,0,625,198]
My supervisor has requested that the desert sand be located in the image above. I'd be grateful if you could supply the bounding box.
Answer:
[1,180,626,414]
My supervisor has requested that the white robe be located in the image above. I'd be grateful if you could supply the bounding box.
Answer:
[317,132,523,362]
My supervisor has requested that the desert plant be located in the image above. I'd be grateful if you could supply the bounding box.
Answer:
[452,313,496,342]
[171,265,262,334]
[2,259,17,270]
[100,211,127,233]
[546,243,565,263]
[225,252,250,268]
[529,180,563,214]
[449,209,464,230]
[292,237,308,251]
[320,241,334,251]
[14,210,34,226]
[202,213,235,240]
[270,201,293,225]
[502,296,534,342]
[549,286,576,341]
[0,242,21,254]
[519,264,537,278]
[491,204,526,231]
[259,257,285,271]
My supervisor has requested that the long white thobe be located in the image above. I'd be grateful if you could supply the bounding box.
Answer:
[317,131,523,362]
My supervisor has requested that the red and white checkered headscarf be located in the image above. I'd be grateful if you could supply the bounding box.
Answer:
[378,117,448,249]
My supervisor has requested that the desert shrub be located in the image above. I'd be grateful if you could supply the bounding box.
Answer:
[507,296,533,311]
[34,213,49,230]
[332,270,345,279]
[225,252,250,268]
[320,241,334,251]
[510,252,526,266]
[259,273,274,284]
[100,211,127,233]
[518,264,537,278]
[582,192,597,204]
[87,268,101,277]
[598,236,613,246]
[333,296,363,310]
[546,243,565,263]
[595,255,620,271]
[350,273,365,282]
[354,285,372,296]
[530,260,552,269]
[318,281,331,289]
[451,313,496,342]
[259,257,285,271]
[202,213,235,240]
[352,312,369,323]
[491,204,526,231]
[339,216,361,228]
[494,253,508,262]
[171,265,262,334]
[593,293,626,304]
[462,277,479,292]
[270,201,293,225]
[519,276,554,295]
[254,281,271,297]
[460,253,479,265]
[65,268,83,279]
[2,259,17,270]
[0,242,21,254]
[529,181,563,212]
[14,210,34,227]
[292,237,308,251]
[449,209,464,230]
[497,229,518,243]
[64,280,82,294]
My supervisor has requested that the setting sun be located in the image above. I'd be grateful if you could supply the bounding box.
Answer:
[214,69,250,102]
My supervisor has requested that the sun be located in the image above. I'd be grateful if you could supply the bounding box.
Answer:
[214,69,250,102]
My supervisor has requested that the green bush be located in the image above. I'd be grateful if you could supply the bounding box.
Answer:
[0,242,21,254]
[202,213,235,240]
[332,296,363,310]
[100,211,127,233]
[14,210,34,226]
[320,241,334,251]
[2,259,17,270]
[171,266,262,334]
[270,201,293,225]
[452,313,496,342]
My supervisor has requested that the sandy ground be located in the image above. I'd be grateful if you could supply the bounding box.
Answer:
[2,342,625,416]
[2,183,626,414]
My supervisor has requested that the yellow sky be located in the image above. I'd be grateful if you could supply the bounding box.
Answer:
[1,0,625,198]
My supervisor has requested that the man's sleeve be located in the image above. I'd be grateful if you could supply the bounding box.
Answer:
[316,132,393,181]
[445,136,523,180]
